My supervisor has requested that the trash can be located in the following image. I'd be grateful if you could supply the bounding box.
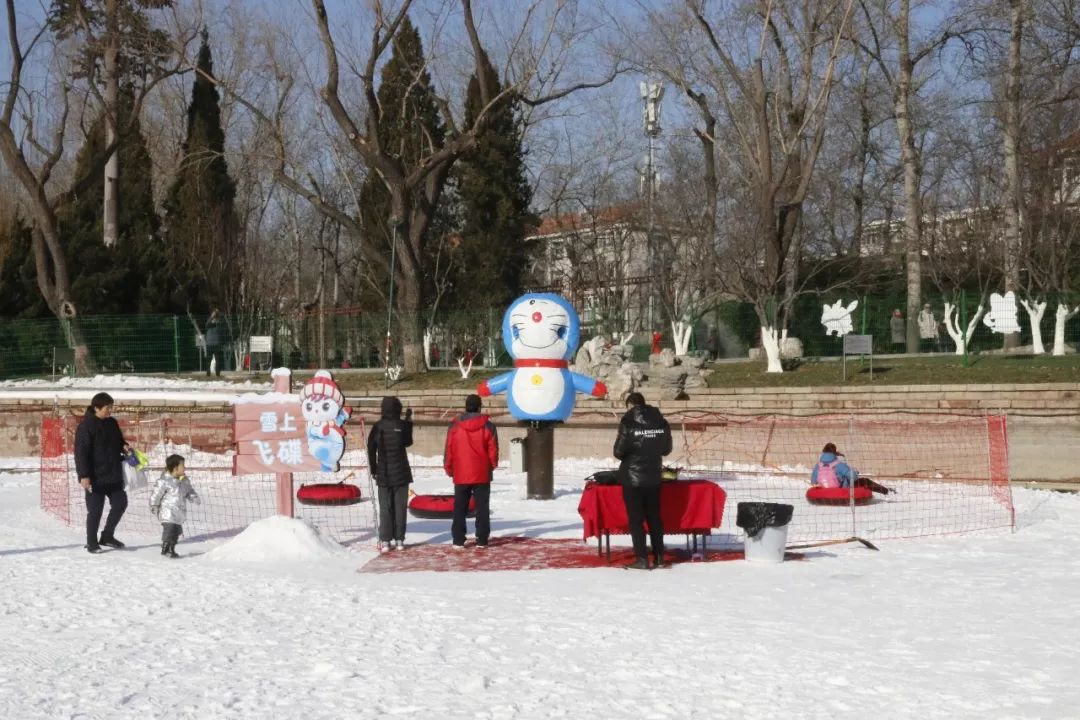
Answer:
[736,502,794,563]
[509,438,525,473]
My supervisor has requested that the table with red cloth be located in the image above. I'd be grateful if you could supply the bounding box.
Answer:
[577,479,727,561]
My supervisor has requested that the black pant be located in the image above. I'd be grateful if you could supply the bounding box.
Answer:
[162,522,182,544]
[377,485,409,542]
[622,484,663,560]
[85,484,128,548]
[452,483,490,546]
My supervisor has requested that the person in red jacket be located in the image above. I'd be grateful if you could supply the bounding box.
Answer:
[443,393,499,549]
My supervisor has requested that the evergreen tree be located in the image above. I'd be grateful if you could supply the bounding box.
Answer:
[56,87,168,314]
[357,16,447,310]
[0,217,45,317]
[161,30,240,314]
[449,50,537,310]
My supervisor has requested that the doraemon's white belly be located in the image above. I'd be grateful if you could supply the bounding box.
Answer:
[511,368,566,414]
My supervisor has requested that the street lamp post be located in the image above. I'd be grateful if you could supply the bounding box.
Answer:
[641,80,664,331]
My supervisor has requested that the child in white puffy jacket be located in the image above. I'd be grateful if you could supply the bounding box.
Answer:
[150,454,200,558]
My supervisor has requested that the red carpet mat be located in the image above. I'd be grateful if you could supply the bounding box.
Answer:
[358,536,806,573]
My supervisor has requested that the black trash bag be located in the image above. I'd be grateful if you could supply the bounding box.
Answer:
[586,470,620,486]
[736,502,794,538]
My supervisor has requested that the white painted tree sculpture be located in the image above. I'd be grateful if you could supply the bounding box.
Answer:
[943,301,986,355]
[671,319,694,357]
[1052,303,1079,356]
[1017,298,1046,354]
[821,300,859,337]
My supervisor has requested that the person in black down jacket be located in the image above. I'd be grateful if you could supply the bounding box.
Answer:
[367,396,414,552]
[73,392,130,553]
[613,392,672,570]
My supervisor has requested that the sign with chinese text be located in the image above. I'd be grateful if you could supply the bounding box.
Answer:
[234,402,323,474]
[250,336,273,353]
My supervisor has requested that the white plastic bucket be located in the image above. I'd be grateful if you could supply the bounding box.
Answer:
[744,524,789,563]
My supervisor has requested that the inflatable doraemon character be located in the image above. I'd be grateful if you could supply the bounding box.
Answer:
[477,293,607,422]
[300,371,352,471]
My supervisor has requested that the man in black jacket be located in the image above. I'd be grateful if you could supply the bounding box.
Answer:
[367,396,414,551]
[613,392,672,569]
[73,392,130,553]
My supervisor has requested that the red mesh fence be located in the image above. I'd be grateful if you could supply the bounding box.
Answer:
[40,415,71,524]
[39,411,378,545]
[39,407,1013,546]
[396,407,1015,544]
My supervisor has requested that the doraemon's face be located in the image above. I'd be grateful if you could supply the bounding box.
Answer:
[302,398,339,423]
[503,294,580,360]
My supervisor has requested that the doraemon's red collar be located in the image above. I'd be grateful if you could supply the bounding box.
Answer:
[514,359,568,368]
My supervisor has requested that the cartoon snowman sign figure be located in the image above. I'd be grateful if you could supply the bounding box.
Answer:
[478,293,607,422]
[300,371,352,471]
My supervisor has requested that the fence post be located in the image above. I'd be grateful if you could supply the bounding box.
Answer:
[961,289,969,367]
[272,369,294,518]
[172,316,180,374]
[861,295,868,335]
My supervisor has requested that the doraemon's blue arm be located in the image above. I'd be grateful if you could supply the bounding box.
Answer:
[571,372,607,398]
[477,372,513,398]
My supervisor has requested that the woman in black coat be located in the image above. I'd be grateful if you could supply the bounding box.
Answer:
[73,392,130,553]
[367,396,414,551]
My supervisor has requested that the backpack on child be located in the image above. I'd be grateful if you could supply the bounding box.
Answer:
[815,460,840,488]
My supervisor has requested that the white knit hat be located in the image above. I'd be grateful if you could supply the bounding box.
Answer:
[300,370,343,407]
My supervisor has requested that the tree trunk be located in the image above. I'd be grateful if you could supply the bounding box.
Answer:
[30,224,96,375]
[851,63,872,257]
[1052,303,1078,356]
[103,0,120,247]
[761,326,783,373]
[1002,0,1024,351]
[943,302,985,356]
[1019,298,1047,355]
[671,320,693,356]
[394,243,426,374]
[318,274,326,367]
[897,0,923,354]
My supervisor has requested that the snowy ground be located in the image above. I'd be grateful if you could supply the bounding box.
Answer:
[0,373,270,404]
[3,460,1080,719]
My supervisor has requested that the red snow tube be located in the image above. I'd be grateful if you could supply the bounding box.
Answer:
[408,493,475,519]
[806,486,873,506]
[296,483,363,506]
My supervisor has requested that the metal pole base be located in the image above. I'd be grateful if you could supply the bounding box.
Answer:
[525,422,556,500]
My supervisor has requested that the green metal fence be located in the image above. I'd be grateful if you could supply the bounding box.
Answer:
[1,294,1077,378]
[703,291,1080,360]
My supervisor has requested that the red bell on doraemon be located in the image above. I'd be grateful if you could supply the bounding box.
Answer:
[477,293,607,422]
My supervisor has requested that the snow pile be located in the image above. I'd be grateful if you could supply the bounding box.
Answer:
[204,515,347,562]
[0,373,270,391]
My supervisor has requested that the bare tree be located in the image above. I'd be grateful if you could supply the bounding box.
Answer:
[924,206,999,355]
[984,0,1080,352]
[195,1,619,374]
[853,0,962,352]
[0,0,191,372]
[1025,126,1080,356]
[629,0,856,372]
